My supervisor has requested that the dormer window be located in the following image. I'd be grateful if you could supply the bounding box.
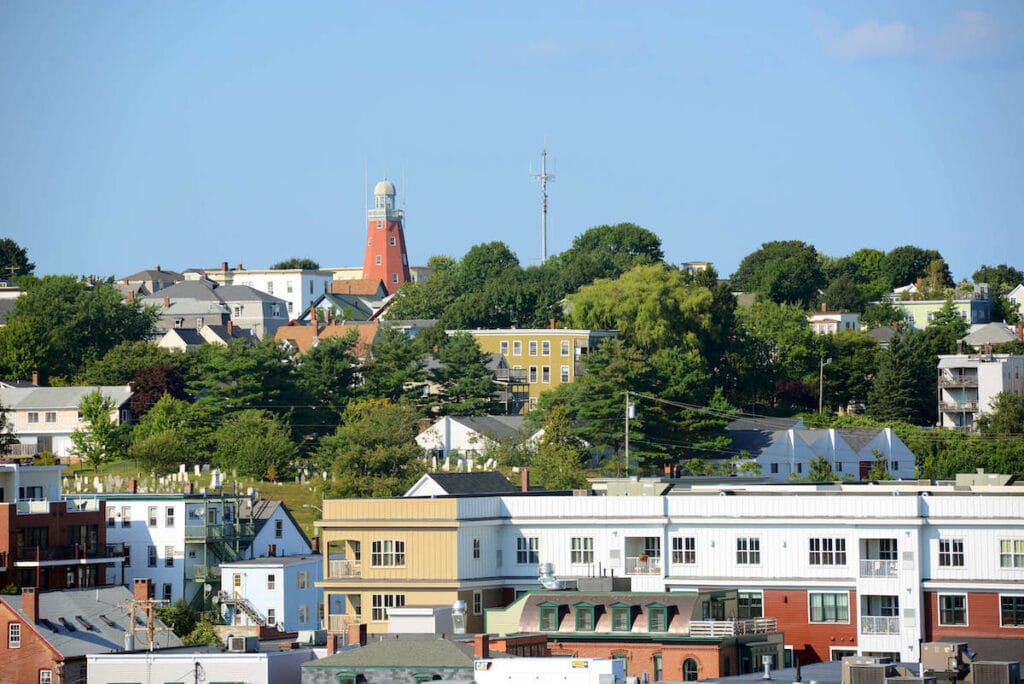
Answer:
[574,602,595,631]
[647,603,668,632]
[611,603,632,632]
[539,601,560,631]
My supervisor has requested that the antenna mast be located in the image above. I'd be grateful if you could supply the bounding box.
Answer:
[531,144,555,264]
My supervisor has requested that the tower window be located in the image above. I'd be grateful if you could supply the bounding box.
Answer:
[392,273,399,283]
[389,236,396,246]
[375,255,382,265]
[377,220,382,228]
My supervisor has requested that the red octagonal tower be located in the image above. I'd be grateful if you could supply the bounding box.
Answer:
[362,178,411,294]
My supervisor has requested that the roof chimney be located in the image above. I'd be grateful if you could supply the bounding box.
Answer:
[126,291,134,304]
[550,318,556,329]
[31,370,39,386]
[821,302,827,312]
[133,578,153,602]
[155,264,161,272]
[227,320,234,336]
[236,263,243,271]
[163,297,170,308]
[521,468,530,493]
[310,536,320,553]
[474,633,490,658]
[1018,323,1023,341]
[21,587,38,624]
[128,478,137,494]
[221,261,228,272]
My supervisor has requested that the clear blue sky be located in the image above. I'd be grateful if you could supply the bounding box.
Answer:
[2,1,1022,283]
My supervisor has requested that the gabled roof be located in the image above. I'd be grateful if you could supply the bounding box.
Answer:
[145,280,220,302]
[332,278,388,297]
[962,322,1018,347]
[161,328,205,346]
[274,322,378,357]
[121,268,184,282]
[216,285,288,304]
[243,499,313,550]
[304,636,494,669]
[449,415,526,441]
[406,471,518,497]
[0,385,132,411]
[0,587,182,657]
[201,324,251,344]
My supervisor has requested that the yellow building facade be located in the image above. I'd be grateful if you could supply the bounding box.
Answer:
[455,328,616,413]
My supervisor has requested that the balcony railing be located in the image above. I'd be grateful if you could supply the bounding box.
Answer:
[625,556,662,575]
[15,500,51,514]
[493,368,528,383]
[689,617,777,637]
[64,498,102,512]
[941,401,978,412]
[328,560,361,578]
[939,376,978,387]
[327,614,360,633]
[191,564,222,581]
[14,543,120,563]
[860,559,898,577]
[861,615,900,634]
[184,522,256,542]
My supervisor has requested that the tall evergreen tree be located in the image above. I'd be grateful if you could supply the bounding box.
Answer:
[867,332,935,425]
[431,332,500,416]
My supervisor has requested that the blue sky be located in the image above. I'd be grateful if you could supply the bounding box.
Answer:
[2,1,1022,283]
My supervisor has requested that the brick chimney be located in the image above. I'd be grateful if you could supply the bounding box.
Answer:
[227,320,234,336]
[236,263,243,271]
[31,370,39,386]
[134,578,153,601]
[347,622,367,647]
[163,297,170,308]
[550,319,556,329]
[126,291,134,304]
[128,478,137,494]
[21,587,39,624]
[821,302,827,312]
[1018,323,1023,341]
[221,261,229,272]
[521,468,530,493]
[155,265,161,272]
[474,633,490,658]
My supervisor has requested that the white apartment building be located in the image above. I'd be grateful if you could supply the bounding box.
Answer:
[97,493,311,607]
[320,476,1024,664]
[219,555,323,631]
[938,353,1024,430]
[209,265,334,319]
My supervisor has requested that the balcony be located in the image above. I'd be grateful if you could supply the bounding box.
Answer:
[861,615,900,634]
[625,556,662,575]
[493,368,528,384]
[15,500,51,514]
[14,543,123,565]
[327,614,360,633]
[939,375,978,388]
[689,617,777,637]
[65,498,101,512]
[184,521,256,542]
[860,559,898,577]
[191,564,222,581]
[941,401,978,412]
[328,559,361,579]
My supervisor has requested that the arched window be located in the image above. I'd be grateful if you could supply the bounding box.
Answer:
[683,658,699,681]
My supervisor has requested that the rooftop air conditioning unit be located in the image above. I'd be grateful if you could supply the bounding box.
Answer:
[227,635,259,653]
[850,664,895,684]
[972,662,1021,684]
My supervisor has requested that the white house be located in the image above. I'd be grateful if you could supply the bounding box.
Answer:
[415,415,538,470]
[219,555,323,631]
[207,265,335,320]
[807,309,860,335]
[1007,283,1024,320]
[0,385,132,457]
[725,418,918,480]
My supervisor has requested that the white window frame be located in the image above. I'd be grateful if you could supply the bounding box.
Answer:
[541,340,550,356]
[148,506,158,527]
[529,366,538,383]
[27,412,38,424]
[472,538,481,559]
[268,574,276,590]
[165,507,175,527]
[560,365,570,382]
[473,590,483,615]
[517,536,539,564]
[1000,594,1024,627]
[571,537,594,564]
[1000,539,1024,568]
[8,622,20,648]
[297,571,308,590]
[939,539,964,567]
[371,539,406,567]
[529,341,538,356]
[39,670,52,684]
[736,537,760,565]
[371,593,405,622]
[164,545,175,567]
[937,593,968,626]
[512,340,522,356]
[499,341,509,355]
[298,604,309,624]
[672,536,696,565]
[808,591,850,624]
[267,608,276,625]
[541,366,550,383]
[147,545,157,567]
[561,340,570,356]
[809,538,847,566]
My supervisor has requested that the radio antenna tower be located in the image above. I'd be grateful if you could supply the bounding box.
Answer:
[531,143,555,264]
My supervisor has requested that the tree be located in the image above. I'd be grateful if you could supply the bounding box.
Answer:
[555,222,664,290]
[270,257,320,270]
[70,389,125,468]
[0,402,17,455]
[866,332,935,425]
[823,274,868,313]
[976,392,1024,436]
[861,300,907,330]
[973,264,1023,291]
[154,598,196,638]
[385,255,460,320]
[732,300,819,410]
[882,246,950,289]
[431,333,500,415]
[922,298,969,355]
[131,395,215,468]
[455,241,521,293]
[819,331,880,414]
[0,275,157,383]
[190,338,295,418]
[293,332,360,438]
[359,326,426,403]
[0,238,34,277]
[129,364,188,417]
[730,241,824,306]
[318,400,426,498]
[80,340,190,385]
[530,405,588,490]
[213,410,297,480]
[129,429,192,475]
[867,449,892,480]
[808,455,839,481]
[182,620,220,646]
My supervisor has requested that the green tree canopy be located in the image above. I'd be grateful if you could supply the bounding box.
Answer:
[212,409,297,480]
[730,240,825,307]
[318,400,426,497]
[80,340,190,385]
[973,264,1023,291]
[189,338,295,418]
[70,389,126,468]
[0,275,157,383]
[270,257,320,270]
[555,222,664,290]
[530,405,588,490]
[292,332,360,438]
[455,241,521,292]
[867,332,936,425]
[882,246,951,290]
[431,333,500,416]
[385,255,459,320]
[359,326,426,403]
[0,238,34,277]
[976,392,1024,436]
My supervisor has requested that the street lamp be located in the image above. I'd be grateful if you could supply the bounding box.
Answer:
[819,357,832,414]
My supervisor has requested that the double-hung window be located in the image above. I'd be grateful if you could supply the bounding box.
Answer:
[809,538,846,565]
[1001,596,1024,626]
[809,592,849,623]
[672,537,696,564]
[517,536,539,564]
[939,539,964,567]
[371,593,405,622]
[1000,540,1024,568]
[571,537,593,564]
[371,540,406,567]
[736,537,760,565]
[938,594,967,626]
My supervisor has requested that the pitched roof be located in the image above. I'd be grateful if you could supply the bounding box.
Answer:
[0,587,182,657]
[242,499,312,550]
[304,636,489,669]
[332,279,387,296]
[450,415,526,441]
[515,591,699,635]
[216,285,288,304]
[161,328,205,346]
[0,385,132,411]
[274,322,378,357]
[962,322,1018,347]
[414,471,518,496]
[120,268,184,282]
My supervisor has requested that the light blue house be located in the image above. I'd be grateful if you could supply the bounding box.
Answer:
[219,554,324,632]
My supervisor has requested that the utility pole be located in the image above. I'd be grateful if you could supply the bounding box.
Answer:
[624,392,635,477]
[531,144,555,264]
[118,595,169,652]
[818,357,832,414]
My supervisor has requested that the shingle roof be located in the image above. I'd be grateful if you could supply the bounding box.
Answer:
[420,471,518,495]
[0,587,182,657]
[304,637,488,669]
[216,285,288,304]
[163,328,205,346]
[962,322,1018,347]
[332,279,387,296]
[121,268,184,282]
[451,415,526,441]
[273,322,379,357]
[0,385,132,411]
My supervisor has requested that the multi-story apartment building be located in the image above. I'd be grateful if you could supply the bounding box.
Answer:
[453,328,616,413]
[204,262,335,319]
[317,477,1024,664]
[938,352,1024,430]
[0,463,123,591]
[95,492,310,608]
[0,385,132,457]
